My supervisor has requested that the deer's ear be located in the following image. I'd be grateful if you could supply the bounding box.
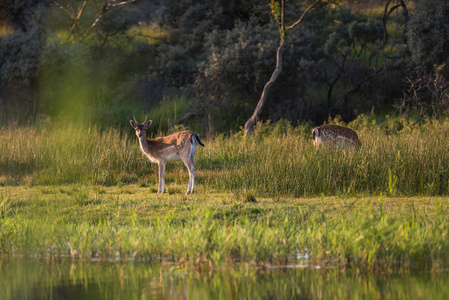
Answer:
[145,120,153,128]
[130,120,137,128]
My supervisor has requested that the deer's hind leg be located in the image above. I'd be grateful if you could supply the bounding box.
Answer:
[182,159,195,195]
[180,147,197,195]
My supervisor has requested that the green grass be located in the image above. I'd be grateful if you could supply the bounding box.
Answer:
[203,115,449,197]
[2,114,449,197]
[1,114,449,272]
[0,185,448,273]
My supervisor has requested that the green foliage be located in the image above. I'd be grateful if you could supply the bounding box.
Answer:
[269,0,282,25]
[407,0,449,75]
[197,19,279,105]
[0,0,49,32]
[196,4,400,127]
[0,0,447,131]
[148,0,268,88]
[0,31,41,86]
[348,18,383,46]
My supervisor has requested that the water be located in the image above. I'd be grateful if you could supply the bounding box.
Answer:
[1,258,448,300]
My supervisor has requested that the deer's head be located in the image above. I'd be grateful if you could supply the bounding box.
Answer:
[130,116,152,138]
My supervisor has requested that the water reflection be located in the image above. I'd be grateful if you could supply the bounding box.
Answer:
[1,258,448,300]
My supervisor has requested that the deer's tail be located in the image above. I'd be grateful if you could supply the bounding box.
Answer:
[194,134,205,147]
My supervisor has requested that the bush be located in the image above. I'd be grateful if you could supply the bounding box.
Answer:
[407,0,449,76]
[0,30,41,86]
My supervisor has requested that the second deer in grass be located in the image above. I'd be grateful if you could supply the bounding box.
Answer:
[130,116,205,195]
[312,124,361,148]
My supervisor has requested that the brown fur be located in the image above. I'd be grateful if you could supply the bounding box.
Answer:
[312,124,361,147]
[144,131,199,161]
[130,120,204,194]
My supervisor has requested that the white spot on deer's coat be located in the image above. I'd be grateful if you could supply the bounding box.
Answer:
[165,152,180,161]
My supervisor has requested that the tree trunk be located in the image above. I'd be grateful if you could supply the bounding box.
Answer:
[244,36,285,135]
[243,0,320,135]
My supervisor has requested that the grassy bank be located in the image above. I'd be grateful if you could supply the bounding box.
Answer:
[0,185,448,272]
[1,115,449,271]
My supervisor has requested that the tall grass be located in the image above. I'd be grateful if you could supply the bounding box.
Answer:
[199,116,449,197]
[0,120,143,186]
[1,114,449,196]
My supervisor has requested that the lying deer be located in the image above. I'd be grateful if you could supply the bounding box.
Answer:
[130,116,205,194]
[312,124,361,148]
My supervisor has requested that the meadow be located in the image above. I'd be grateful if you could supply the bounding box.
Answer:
[1,114,449,273]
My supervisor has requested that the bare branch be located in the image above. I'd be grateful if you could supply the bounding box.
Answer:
[52,0,136,42]
[75,1,88,20]
[51,0,73,18]
[287,0,320,32]
[111,0,135,7]
[81,0,135,39]
[81,14,104,38]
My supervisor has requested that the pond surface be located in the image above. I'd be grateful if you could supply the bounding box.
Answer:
[1,258,448,300]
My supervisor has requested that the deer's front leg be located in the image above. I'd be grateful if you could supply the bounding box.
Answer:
[157,161,166,194]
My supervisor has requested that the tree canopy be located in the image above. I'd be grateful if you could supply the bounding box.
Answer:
[0,0,448,131]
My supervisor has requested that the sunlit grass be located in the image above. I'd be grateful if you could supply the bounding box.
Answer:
[1,114,449,196]
[198,116,449,197]
[127,22,167,44]
[0,185,448,272]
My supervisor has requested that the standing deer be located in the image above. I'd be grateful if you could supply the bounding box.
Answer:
[312,124,361,148]
[130,116,205,195]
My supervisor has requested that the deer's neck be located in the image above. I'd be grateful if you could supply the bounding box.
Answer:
[138,136,151,155]
[138,136,160,163]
